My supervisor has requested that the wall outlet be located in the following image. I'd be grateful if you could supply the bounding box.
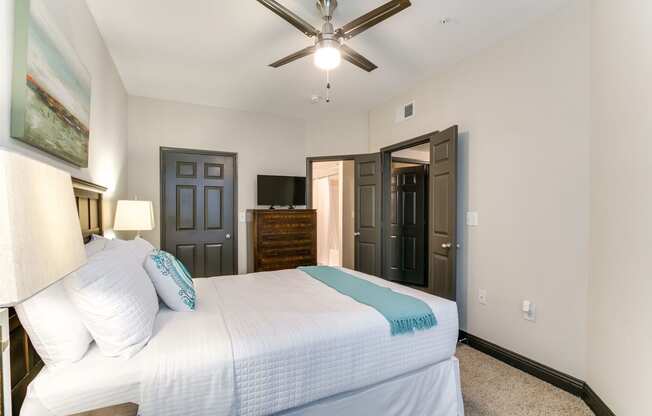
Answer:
[478,289,487,305]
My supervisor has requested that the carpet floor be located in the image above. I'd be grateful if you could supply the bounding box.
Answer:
[456,345,594,416]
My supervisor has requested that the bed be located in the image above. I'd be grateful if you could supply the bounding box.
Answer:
[12,180,464,416]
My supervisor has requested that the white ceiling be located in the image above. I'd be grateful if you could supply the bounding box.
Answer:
[86,0,570,120]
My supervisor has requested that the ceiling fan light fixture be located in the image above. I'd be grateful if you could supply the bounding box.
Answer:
[259,0,411,72]
[314,44,341,70]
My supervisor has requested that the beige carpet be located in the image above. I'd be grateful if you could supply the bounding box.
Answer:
[456,345,594,416]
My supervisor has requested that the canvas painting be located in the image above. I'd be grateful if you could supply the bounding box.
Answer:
[11,0,91,167]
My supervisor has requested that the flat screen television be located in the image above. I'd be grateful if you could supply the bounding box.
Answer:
[257,175,306,208]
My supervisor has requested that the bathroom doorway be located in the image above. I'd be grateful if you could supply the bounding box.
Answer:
[310,160,355,268]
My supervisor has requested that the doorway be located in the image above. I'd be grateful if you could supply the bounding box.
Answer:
[386,144,430,287]
[311,160,355,268]
[307,153,382,276]
[381,126,458,300]
[160,147,238,277]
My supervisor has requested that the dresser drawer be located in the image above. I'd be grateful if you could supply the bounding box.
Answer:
[258,246,313,258]
[257,211,314,223]
[258,232,313,248]
[257,256,315,271]
[258,222,315,235]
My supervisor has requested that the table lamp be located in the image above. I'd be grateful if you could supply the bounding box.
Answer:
[113,200,155,238]
[0,149,87,416]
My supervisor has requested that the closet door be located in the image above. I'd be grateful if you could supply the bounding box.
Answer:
[386,165,428,286]
[429,126,458,300]
[161,148,237,277]
[354,153,382,276]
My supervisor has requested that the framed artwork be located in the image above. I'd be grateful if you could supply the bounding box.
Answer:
[11,0,91,167]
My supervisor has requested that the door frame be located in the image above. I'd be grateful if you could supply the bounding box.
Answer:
[380,131,439,289]
[305,153,371,209]
[307,153,383,274]
[159,147,239,274]
[391,156,430,166]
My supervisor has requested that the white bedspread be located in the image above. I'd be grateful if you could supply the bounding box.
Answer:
[138,278,235,416]
[213,267,458,415]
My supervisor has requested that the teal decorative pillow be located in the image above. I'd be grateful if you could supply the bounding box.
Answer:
[144,250,196,311]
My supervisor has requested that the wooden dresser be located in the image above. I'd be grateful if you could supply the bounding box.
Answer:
[247,209,317,272]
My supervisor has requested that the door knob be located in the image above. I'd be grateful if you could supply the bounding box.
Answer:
[354,232,361,237]
[441,242,452,249]
[226,233,231,240]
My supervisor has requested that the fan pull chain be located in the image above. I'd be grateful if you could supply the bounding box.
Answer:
[325,70,332,103]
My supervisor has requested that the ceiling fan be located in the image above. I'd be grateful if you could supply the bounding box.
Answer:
[257,0,412,72]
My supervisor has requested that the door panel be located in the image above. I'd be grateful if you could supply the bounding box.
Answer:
[385,165,428,286]
[176,244,197,275]
[358,185,376,228]
[162,149,236,277]
[429,126,458,300]
[204,186,223,230]
[204,243,223,276]
[354,153,382,276]
[176,185,196,230]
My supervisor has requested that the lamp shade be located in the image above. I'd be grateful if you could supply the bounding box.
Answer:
[0,150,86,306]
[113,200,155,231]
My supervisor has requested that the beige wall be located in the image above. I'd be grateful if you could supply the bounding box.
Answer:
[305,112,369,157]
[127,96,306,274]
[0,0,128,235]
[587,1,652,413]
[367,1,591,378]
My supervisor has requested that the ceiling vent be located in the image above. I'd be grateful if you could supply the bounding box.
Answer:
[396,101,415,122]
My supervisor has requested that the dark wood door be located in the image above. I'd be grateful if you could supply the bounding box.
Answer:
[354,153,382,276]
[386,165,428,286]
[429,126,458,300]
[161,149,236,277]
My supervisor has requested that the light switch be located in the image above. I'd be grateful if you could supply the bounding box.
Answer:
[239,212,246,223]
[466,212,479,226]
[522,300,536,322]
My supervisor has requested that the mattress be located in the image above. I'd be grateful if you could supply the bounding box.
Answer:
[23,267,459,416]
[22,344,141,415]
[279,357,463,416]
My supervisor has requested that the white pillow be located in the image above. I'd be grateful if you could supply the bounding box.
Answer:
[105,237,154,264]
[15,281,93,368]
[64,245,159,358]
[85,237,107,257]
[144,250,196,311]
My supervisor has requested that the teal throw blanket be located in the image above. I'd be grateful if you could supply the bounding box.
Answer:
[298,266,437,336]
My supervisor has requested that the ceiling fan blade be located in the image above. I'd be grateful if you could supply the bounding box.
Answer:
[338,0,411,40]
[269,46,316,68]
[340,44,378,72]
[257,0,320,37]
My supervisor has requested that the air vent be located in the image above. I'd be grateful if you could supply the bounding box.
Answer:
[396,101,415,122]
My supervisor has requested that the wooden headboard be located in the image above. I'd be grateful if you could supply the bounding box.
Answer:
[9,177,107,414]
[72,178,107,243]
